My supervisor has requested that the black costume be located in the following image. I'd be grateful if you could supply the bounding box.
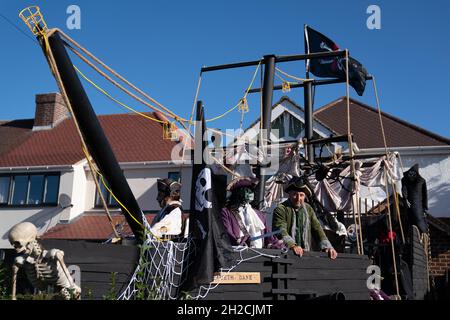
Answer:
[401,164,429,234]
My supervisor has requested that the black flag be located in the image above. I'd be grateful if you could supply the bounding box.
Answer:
[304,25,369,96]
[184,101,234,290]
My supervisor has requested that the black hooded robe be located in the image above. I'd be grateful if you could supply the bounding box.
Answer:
[401,164,429,234]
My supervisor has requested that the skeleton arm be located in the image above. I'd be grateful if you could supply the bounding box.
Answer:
[11,264,18,300]
[46,249,74,287]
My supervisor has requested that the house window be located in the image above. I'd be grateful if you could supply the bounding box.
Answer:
[95,178,119,208]
[168,171,181,182]
[272,116,286,139]
[0,177,11,204]
[0,173,60,207]
[289,115,304,138]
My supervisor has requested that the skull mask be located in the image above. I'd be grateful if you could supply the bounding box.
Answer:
[8,222,38,254]
[195,168,212,211]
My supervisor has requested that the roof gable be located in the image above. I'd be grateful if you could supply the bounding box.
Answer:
[240,96,335,143]
[314,97,450,149]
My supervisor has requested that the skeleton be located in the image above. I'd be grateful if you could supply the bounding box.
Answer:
[8,222,81,300]
[194,168,212,211]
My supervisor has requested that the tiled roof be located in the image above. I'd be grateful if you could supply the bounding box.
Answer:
[42,213,156,240]
[314,97,450,149]
[42,212,189,240]
[0,113,179,167]
[0,119,34,155]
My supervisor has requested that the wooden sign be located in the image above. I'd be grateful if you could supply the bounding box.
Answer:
[211,272,261,284]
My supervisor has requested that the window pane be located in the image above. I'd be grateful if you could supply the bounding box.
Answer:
[28,175,44,205]
[108,194,118,206]
[168,172,181,182]
[272,116,285,139]
[12,175,28,205]
[96,178,110,207]
[44,175,59,204]
[289,116,304,138]
[0,177,10,204]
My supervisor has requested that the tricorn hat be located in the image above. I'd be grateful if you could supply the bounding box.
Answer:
[226,177,259,192]
[157,178,181,197]
[284,176,313,197]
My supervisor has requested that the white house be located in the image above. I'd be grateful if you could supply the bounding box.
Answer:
[0,93,191,248]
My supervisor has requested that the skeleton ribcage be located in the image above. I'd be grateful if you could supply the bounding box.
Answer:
[24,261,59,290]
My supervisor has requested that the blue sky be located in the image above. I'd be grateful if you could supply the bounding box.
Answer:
[1,0,449,139]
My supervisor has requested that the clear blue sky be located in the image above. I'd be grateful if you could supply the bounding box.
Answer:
[1,0,449,139]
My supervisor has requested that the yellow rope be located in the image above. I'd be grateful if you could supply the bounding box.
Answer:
[58,29,181,121]
[275,67,310,82]
[66,38,260,125]
[74,65,167,124]
[204,61,261,123]
[82,147,164,242]
[82,146,120,239]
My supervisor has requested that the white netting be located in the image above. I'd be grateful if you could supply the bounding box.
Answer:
[118,214,282,300]
[117,217,195,300]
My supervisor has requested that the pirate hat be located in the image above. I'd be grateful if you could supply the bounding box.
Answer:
[226,176,259,192]
[157,178,181,197]
[284,176,313,197]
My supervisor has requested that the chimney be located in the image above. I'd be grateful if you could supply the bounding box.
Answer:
[33,93,69,130]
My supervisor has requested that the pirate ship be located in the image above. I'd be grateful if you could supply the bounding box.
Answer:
[12,6,430,300]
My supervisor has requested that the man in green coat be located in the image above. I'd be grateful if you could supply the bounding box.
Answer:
[273,177,337,259]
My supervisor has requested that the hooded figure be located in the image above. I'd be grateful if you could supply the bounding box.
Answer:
[401,164,429,234]
[220,177,284,249]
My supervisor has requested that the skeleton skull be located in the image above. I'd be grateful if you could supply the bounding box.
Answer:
[195,168,212,211]
[8,222,38,254]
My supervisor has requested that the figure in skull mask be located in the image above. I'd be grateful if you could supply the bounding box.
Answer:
[220,177,283,249]
[401,164,429,234]
[8,222,81,300]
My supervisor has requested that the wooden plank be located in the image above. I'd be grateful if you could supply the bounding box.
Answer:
[203,291,266,300]
[228,261,273,272]
[288,258,370,270]
[79,272,131,283]
[75,263,136,273]
[272,274,297,279]
[291,269,368,281]
[289,279,367,293]
[211,282,272,292]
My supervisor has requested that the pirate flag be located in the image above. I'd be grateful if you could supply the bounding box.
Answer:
[304,25,369,96]
[183,102,234,290]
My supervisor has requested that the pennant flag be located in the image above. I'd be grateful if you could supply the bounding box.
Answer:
[183,102,234,290]
[304,25,369,96]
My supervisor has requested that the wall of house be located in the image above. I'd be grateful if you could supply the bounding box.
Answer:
[0,169,75,249]
[83,164,192,213]
[398,152,450,218]
[356,147,450,218]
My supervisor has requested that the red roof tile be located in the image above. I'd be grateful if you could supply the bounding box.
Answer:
[0,119,33,155]
[42,212,189,240]
[42,213,156,240]
[314,97,450,149]
[0,113,179,167]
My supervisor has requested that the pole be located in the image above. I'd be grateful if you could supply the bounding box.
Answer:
[256,55,275,209]
[304,80,314,161]
[46,32,144,243]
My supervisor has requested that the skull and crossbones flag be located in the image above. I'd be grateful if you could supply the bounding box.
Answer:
[304,25,369,96]
[183,102,234,290]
